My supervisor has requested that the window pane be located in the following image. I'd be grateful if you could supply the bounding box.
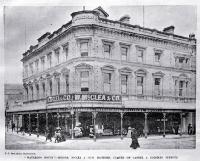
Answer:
[137,76,143,86]
[155,52,160,62]
[155,78,161,85]
[137,50,143,62]
[179,81,184,88]
[137,86,143,95]
[80,42,88,52]
[179,57,184,63]
[104,83,110,92]
[104,44,111,58]
[122,84,127,94]
[104,44,111,53]
[103,73,111,83]
[81,81,89,88]
[81,71,89,78]
[81,52,88,57]
[121,47,128,61]
[121,75,127,85]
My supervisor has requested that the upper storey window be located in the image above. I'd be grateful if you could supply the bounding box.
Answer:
[103,40,114,59]
[135,69,147,96]
[120,43,130,61]
[35,60,39,72]
[152,71,165,97]
[121,74,128,94]
[54,48,60,65]
[136,46,146,63]
[62,43,69,61]
[121,47,128,61]
[41,56,45,71]
[103,73,111,93]
[174,53,190,69]
[75,63,93,93]
[101,65,115,93]
[154,49,162,63]
[104,44,111,59]
[47,53,52,68]
[80,71,89,92]
[24,65,28,77]
[80,41,88,57]
[29,63,34,75]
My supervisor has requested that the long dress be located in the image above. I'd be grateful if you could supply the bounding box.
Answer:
[130,130,140,149]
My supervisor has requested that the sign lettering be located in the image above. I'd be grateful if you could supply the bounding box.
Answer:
[47,94,122,104]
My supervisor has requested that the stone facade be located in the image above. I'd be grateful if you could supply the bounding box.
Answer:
[7,7,196,137]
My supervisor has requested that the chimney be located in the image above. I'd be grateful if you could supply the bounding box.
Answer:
[163,26,175,34]
[189,33,195,39]
[119,15,131,24]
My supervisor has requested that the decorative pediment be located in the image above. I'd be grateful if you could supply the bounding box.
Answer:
[152,71,165,77]
[33,78,39,84]
[23,83,28,88]
[134,69,147,76]
[179,73,188,78]
[101,65,115,72]
[53,71,61,77]
[61,68,70,75]
[46,73,52,79]
[75,63,93,70]
[119,67,132,74]
[39,76,45,82]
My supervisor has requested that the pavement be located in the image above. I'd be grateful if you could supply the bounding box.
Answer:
[5,129,196,150]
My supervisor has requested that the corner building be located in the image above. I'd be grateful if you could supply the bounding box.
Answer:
[7,7,196,139]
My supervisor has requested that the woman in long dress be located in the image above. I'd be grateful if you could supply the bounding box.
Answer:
[130,128,140,149]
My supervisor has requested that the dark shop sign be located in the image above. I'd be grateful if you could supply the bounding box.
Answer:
[47,94,122,104]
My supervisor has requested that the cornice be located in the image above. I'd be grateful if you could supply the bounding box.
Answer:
[22,23,195,63]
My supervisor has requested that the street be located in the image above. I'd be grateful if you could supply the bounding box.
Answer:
[5,131,195,150]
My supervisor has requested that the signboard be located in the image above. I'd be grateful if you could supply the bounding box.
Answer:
[47,94,122,104]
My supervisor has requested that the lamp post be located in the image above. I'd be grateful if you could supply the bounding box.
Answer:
[71,108,74,140]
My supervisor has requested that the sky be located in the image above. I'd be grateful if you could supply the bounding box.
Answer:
[4,5,197,84]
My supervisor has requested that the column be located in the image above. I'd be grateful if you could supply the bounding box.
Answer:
[92,112,97,142]
[57,112,60,127]
[53,76,57,95]
[144,113,148,138]
[120,112,124,140]
[180,113,183,136]
[22,114,25,135]
[36,113,39,137]
[75,112,80,126]
[71,110,75,139]
[163,113,166,137]
[29,113,31,136]
[60,74,65,94]
[45,112,48,138]
[16,115,19,134]
[12,114,14,132]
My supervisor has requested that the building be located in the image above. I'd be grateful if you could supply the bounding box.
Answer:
[6,6,196,140]
[5,84,23,130]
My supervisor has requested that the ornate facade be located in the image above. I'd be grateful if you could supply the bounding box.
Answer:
[7,7,196,140]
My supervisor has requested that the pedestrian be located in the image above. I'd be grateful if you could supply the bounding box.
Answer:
[46,128,52,142]
[130,128,140,149]
[175,124,179,135]
[55,127,61,143]
[12,123,15,132]
[189,124,193,135]
[127,126,132,138]
[188,124,191,135]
